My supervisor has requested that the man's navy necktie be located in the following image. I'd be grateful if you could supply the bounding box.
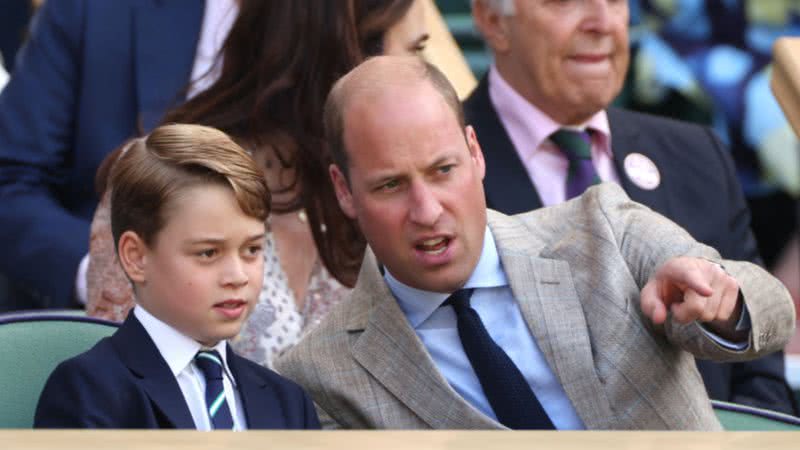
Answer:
[194,349,235,430]
[444,289,555,429]
[550,128,600,199]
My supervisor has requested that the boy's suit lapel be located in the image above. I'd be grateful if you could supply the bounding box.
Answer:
[226,348,284,429]
[111,315,195,429]
[487,210,616,430]
[347,249,501,429]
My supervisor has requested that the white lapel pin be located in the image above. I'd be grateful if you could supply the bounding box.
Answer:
[623,153,660,190]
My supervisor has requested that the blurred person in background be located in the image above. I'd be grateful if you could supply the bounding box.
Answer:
[0,0,226,311]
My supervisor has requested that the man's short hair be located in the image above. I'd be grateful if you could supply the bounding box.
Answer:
[324,57,466,181]
[109,123,271,248]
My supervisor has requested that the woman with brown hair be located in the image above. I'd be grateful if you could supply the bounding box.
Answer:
[87,0,429,367]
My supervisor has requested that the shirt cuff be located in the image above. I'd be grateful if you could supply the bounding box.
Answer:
[75,253,90,305]
[699,301,751,351]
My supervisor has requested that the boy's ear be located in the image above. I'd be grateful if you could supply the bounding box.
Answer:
[117,231,148,284]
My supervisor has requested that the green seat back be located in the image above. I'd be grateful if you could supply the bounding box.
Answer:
[712,400,800,430]
[0,314,118,428]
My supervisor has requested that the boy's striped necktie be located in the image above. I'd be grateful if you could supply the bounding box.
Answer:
[194,349,235,430]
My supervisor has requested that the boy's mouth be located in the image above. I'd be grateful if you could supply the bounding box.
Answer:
[213,299,247,319]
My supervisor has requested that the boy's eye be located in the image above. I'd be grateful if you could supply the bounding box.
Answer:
[246,245,263,256]
[197,249,217,259]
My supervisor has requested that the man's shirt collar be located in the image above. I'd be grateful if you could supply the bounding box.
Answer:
[386,226,508,328]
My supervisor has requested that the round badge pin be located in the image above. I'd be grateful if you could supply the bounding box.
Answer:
[623,153,660,190]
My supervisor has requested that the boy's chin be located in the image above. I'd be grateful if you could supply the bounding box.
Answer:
[196,323,248,347]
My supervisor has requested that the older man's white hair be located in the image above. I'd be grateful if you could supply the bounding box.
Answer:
[473,0,515,16]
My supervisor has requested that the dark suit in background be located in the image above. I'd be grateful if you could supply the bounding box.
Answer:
[0,0,32,72]
[0,0,204,310]
[34,314,320,429]
[464,76,798,415]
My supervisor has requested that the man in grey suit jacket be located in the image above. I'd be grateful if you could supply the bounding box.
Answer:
[275,56,796,430]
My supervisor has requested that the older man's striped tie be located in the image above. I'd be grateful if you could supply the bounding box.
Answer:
[194,350,235,430]
[550,128,600,200]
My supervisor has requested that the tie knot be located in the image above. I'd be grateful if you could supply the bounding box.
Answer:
[195,349,224,381]
[442,288,474,312]
[550,129,592,161]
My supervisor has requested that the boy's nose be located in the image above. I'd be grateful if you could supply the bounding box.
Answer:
[221,256,250,287]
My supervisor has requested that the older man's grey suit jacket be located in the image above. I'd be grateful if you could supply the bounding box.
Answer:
[276,183,795,430]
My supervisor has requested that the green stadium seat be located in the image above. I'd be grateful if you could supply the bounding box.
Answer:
[712,400,800,430]
[0,312,118,428]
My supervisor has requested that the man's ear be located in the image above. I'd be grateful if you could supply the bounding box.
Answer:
[472,0,511,53]
[329,164,357,219]
[117,231,148,284]
[465,125,486,181]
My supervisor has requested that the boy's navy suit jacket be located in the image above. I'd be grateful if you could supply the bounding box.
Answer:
[34,314,321,429]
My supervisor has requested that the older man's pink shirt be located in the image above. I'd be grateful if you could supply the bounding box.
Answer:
[486,65,621,206]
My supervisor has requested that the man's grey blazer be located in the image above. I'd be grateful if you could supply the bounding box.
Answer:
[276,183,795,430]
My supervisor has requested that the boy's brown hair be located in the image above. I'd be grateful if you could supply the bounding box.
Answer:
[109,124,271,248]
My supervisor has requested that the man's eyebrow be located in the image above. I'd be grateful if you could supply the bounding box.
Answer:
[366,172,404,187]
[427,155,454,168]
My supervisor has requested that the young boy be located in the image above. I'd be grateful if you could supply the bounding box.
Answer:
[34,124,321,429]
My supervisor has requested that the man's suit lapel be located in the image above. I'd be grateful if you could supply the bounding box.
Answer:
[347,249,500,429]
[464,76,544,215]
[133,0,204,131]
[607,107,672,214]
[488,210,616,430]
[226,347,284,429]
[111,314,195,429]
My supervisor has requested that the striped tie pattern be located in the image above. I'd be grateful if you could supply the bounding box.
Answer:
[550,129,601,200]
[194,350,235,430]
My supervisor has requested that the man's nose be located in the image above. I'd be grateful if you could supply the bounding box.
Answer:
[582,0,615,34]
[408,181,443,227]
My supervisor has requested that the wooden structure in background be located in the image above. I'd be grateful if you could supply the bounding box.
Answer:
[422,0,478,99]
